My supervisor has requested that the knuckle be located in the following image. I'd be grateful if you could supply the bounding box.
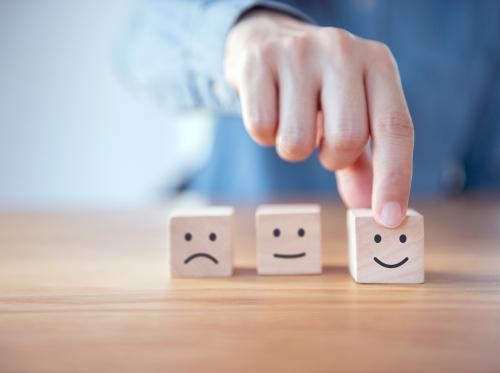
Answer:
[332,28,354,50]
[318,151,336,171]
[245,119,276,145]
[330,133,367,153]
[239,45,268,75]
[325,124,368,153]
[377,112,414,140]
[318,148,344,171]
[372,41,391,59]
[318,133,366,171]
[277,131,314,161]
[239,49,258,75]
[319,27,352,44]
[281,34,311,64]
[319,27,355,63]
[369,41,397,68]
[258,41,275,60]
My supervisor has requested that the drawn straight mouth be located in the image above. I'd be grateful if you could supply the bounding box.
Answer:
[273,252,306,259]
[373,256,409,268]
[184,252,218,264]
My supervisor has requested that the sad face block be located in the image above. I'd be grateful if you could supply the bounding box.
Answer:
[168,207,234,278]
[256,204,322,275]
[347,209,424,284]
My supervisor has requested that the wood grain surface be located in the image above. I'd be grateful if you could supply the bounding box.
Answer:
[1,198,500,372]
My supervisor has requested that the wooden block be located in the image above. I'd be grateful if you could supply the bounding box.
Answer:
[347,209,424,284]
[168,207,234,278]
[256,204,322,275]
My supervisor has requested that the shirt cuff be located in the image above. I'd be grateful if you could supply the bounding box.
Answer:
[237,1,317,25]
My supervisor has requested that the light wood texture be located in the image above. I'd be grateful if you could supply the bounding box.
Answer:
[169,207,234,277]
[1,198,500,372]
[256,204,321,275]
[348,208,424,283]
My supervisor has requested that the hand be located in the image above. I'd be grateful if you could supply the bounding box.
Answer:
[224,10,414,228]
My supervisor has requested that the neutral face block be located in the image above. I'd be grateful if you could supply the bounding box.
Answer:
[168,207,234,278]
[256,204,322,275]
[347,209,424,284]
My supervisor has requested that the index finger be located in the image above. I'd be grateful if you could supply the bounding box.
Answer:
[364,42,414,228]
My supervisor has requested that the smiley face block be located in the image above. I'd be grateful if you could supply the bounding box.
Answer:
[347,209,424,284]
[256,204,322,275]
[168,207,234,278]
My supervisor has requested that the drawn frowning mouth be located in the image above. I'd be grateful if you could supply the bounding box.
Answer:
[273,252,306,259]
[373,256,409,268]
[184,252,218,264]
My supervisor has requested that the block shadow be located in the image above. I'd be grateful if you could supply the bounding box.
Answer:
[232,266,496,286]
[425,270,498,285]
[233,264,346,278]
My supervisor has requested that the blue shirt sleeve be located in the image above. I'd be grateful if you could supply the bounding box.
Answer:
[114,0,315,115]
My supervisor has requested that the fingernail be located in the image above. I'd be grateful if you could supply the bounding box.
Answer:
[380,202,403,228]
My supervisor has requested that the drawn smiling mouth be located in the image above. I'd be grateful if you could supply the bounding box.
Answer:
[184,252,218,264]
[373,256,409,268]
[273,252,306,259]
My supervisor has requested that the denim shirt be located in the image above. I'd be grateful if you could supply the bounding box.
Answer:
[117,0,500,201]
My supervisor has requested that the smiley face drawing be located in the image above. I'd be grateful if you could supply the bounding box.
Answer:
[169,207,234,278]
[256,204,322,275]
[348,209,424,284]
[372,233,410,268]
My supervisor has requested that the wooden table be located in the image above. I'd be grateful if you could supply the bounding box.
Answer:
[1,198,500,372]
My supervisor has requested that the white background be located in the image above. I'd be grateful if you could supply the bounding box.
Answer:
[0,0,210,208]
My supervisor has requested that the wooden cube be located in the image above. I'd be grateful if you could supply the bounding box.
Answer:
[347,209,424,284]
[256,204,322,275]
[168,207,234,278]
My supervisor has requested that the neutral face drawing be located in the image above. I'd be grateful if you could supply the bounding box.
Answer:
[256,205,322,275]
[271,227,307,259]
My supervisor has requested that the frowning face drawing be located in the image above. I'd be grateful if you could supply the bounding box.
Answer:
[169,207,234,278]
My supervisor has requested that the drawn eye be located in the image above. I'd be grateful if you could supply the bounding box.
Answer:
[374,234,382,243]
[209,232,217,242]
[399,234,407,243]
[273,228,281,237]
[184,232,192,242]
[297,228,305,237]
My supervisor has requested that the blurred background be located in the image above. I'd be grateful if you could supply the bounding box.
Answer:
[1,1,499,209]
[0,0,211,208]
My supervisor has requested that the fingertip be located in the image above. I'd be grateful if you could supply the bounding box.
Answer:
[375,201,405,228]
[244,118,277,146]
[275,134,314,162]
